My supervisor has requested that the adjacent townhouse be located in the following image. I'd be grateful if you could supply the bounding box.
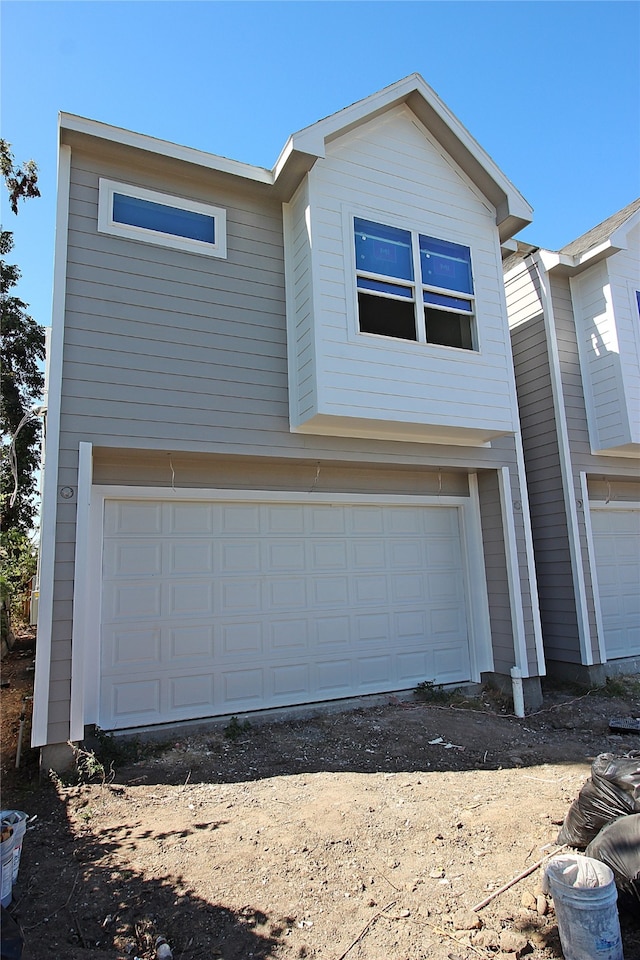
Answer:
[505,200,640,684]
[34,74,545,768]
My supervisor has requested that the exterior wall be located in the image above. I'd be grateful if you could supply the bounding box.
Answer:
[38,133,539,745]
[506,253,639,675]
[290,106,518,441]
[507,287,579,664]
[607,220,640,444]
[570,261,626,450]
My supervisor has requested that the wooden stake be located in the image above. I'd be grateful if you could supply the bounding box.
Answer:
[471,845,567,911]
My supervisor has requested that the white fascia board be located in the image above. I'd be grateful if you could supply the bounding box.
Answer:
[60,113,273,186]
[289,74,532,234]
[609,208,640,248]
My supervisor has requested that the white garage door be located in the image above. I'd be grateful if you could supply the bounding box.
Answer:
[99,498,471,729]
[590,507,640,660]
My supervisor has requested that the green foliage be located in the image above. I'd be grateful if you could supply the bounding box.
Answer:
[413,679,452,703]
[0,140,40,214]
[224,715,252,740]
[0,526,37,612]
[1,141,44,637]
[1,229,45,534]
[598,675,640,699]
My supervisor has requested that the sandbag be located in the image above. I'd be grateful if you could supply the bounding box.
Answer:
[586,814,640,903]
[557,752,640,848]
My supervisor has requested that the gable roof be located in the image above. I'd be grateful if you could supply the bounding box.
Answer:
[560,197,640,258]
[61,74,532,242]
[276,74,532,241]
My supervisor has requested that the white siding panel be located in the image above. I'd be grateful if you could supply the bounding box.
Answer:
[290,105,517,440]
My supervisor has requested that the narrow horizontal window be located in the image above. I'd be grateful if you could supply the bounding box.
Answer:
[98,179,227,258]
[113,194,216,244]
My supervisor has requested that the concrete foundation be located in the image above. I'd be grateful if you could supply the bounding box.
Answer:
[481,671,544,713]
[544,656,640,689]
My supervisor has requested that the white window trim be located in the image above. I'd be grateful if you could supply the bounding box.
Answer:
[97,178,227,258]
[350,211,478,351]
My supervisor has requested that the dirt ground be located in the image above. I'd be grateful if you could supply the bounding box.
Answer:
[2,628,639,960]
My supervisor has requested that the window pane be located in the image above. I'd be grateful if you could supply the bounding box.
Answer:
[357,277,413,298]
[423,291,472,312]
[113,194,216,243]
[424,306,473,350]
[354,218,413,282]
[420,235,473,294]
[358,292,417,340]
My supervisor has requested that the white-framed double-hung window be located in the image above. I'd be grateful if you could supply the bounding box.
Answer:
[98,179,227,258]
[354,217,476,350]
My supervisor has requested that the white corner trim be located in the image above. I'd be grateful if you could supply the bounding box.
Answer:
[464,474,493,678]
[533,253,594,665]
[580,472,607,664]
[497,466,529,674]
[514,434,546,675]
[31,142,71,747]
[69,443,93,741]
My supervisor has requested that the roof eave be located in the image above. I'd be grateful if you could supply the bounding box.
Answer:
[282,75,532,241]
[59,113,274,187]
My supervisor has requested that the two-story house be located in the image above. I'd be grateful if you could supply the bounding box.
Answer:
[505,200,640,684]
[34,75,544,769]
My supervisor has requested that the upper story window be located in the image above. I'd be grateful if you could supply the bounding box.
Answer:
[354,217,475,350]
[98,179,227,258]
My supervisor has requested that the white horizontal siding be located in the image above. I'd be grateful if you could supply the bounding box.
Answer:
[570,255,637,451]
[284,180,317,425]
[299,105,516,437]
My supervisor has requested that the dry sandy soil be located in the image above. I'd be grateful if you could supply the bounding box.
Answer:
[2,629,639,960]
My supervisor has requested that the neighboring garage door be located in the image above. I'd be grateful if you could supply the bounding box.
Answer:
[590,507,640,660]
[99,498,471,729]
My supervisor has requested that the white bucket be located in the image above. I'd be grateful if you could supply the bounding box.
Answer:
[544,854,623,960]
[0,824,14,908]
[0,810,28,882]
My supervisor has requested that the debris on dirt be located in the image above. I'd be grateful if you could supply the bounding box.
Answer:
[2,631,640,959]
[609,717,640,734]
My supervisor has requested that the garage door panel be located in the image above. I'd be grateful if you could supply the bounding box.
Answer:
[169,502,215,534]
[170,673,215,710]
[223,668,264,704]
[221,621,262,657]
[169,624,215,661]
[104,582,162,620]
[169,541,214,575]
[272,663,309,696]
[316,616,350,647]
[220,579,261,613]
[103,626,162,671]
[105,501,163,535]
[269,619,310,652]
[99,499,473,729]
[591,506,640,660]
[313,577,349,606]
[103,541,163,577]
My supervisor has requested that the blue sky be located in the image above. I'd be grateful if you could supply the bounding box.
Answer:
[1,1,639,331]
